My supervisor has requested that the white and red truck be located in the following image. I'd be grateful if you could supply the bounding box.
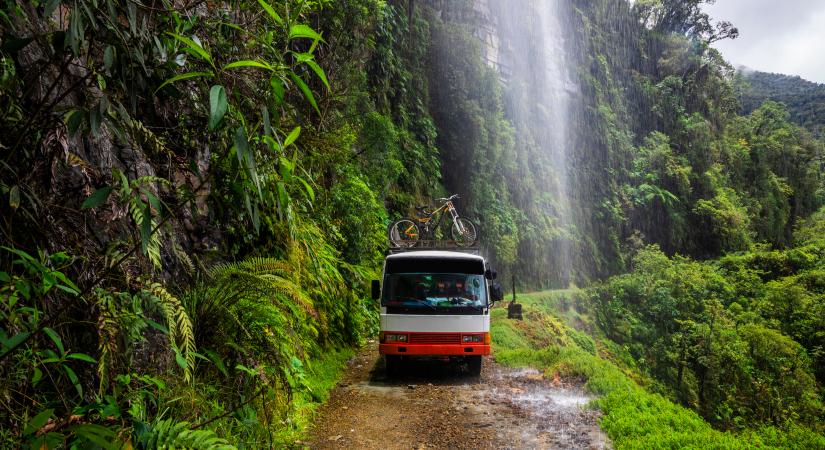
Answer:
[371,246,502,376]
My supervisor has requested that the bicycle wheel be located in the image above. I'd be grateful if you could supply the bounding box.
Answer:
[388,219,420,248]
[451,217,477,247]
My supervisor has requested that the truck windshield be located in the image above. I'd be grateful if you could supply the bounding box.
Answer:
[382,273,488,310]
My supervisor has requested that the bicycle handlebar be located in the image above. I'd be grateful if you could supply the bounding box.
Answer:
[436,194,459,202]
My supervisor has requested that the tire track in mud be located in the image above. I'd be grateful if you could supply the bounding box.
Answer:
[305,343,610,449]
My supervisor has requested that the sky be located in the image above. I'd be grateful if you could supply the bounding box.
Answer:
[703,0,825,83]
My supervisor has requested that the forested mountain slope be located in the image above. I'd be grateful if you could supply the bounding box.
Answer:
[739,70,825,137]
[0,0,823,448]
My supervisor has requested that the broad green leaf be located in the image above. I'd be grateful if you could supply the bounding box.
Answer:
[89,108,101,136]
[167,32,212,64]
[256,0,284,25]
[296,176,315,202]
[174,347,187,370]
[289,24,323,42]
[146,318,168,334]
[284,126,301,147]
[154,71,213,93]
[262,135,280,153]
[270,76,285,104]
[23,409,54,436]
[208,85,227,131]
[43,327,64,355]
[303,59,330,91]
[50,281,76,295]
[8,185,19,210]
[32,367,43,385]
[143,189,162,215]
[219,21,244,32]
[65,108,86,135]
[1,331,30,351]
[204,349,228,377]
[291,51,314,63]
[81,186,113,209]
[103,46,115,70]
[67,353,97,363]
[262,107,272,137]
[289,71,320,115]
[279,156,294,181]
[189,351,209,362]
[233,127,262,198]
[63,365,82,397]
[223,60,273,71]
[70,424,117,449]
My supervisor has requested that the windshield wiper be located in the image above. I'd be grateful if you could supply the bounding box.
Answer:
[398,296,437,311]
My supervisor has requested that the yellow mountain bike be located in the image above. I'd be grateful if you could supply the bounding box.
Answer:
[388,194,478,248]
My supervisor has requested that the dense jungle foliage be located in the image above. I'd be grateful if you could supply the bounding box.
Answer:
[1,0,824,447]
[591,209,825,434]
[0,0,442,447]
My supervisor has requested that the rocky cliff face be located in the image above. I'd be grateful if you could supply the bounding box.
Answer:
[3,3,217,287]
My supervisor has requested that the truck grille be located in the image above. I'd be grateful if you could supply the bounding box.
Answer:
[409,333,461,344]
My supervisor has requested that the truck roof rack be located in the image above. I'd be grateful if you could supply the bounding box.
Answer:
[387,240,480,255]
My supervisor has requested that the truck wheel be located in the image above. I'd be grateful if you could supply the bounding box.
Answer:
[385,355,402,378]
[466,355,482,376]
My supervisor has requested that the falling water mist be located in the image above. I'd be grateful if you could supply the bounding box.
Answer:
[476,0,580,286]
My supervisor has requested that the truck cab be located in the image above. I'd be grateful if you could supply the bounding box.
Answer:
[371,249,500,376]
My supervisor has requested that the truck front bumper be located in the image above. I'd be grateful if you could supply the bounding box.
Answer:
[379,343,491,356]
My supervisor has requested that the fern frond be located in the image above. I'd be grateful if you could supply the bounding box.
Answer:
[172,239,195,274]
[128,194,163,269]
[146,223,163,269]
[208,257,291,279]
[237,257,292,277]
[139,418,236,450]
[131,175,172,188]
[128,119,172,158]
[94,289,119,396]
[149,283,196,382]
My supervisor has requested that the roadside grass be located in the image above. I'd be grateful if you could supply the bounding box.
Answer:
[273,347,356,445]
[491,291,825,449]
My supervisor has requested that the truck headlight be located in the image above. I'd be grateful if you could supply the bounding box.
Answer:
[462,334,483,343]
[383,333,408,342]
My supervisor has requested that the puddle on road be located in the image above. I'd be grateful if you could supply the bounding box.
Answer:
[341,355,611,449]
[475,365,611,449]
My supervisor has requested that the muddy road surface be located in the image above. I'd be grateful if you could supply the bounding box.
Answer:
[306,344,610,449]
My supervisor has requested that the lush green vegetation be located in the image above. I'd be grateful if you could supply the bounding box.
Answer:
[492,286,825,448]
[589,208,825,433]
[739,70,825,138]
[0,0,436,447]
[1,0,824,447]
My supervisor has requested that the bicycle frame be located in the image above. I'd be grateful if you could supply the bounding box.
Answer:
[414,200,462,238]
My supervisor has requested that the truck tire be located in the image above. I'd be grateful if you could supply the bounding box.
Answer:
[466,355,482,376]
[385,355,402,378]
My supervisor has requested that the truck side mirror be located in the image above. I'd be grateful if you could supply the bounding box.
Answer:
[485,269,497,280]
[371,280,381,300]
[491,282,504,302]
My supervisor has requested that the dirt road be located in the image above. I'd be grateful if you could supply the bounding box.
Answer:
[305,344,610,449]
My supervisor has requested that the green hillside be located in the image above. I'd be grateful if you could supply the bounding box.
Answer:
[739,70,825,137]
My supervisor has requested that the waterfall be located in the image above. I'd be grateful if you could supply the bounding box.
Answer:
[476,0,579,286]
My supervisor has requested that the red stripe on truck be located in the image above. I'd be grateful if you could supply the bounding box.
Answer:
[379,343,491,356]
